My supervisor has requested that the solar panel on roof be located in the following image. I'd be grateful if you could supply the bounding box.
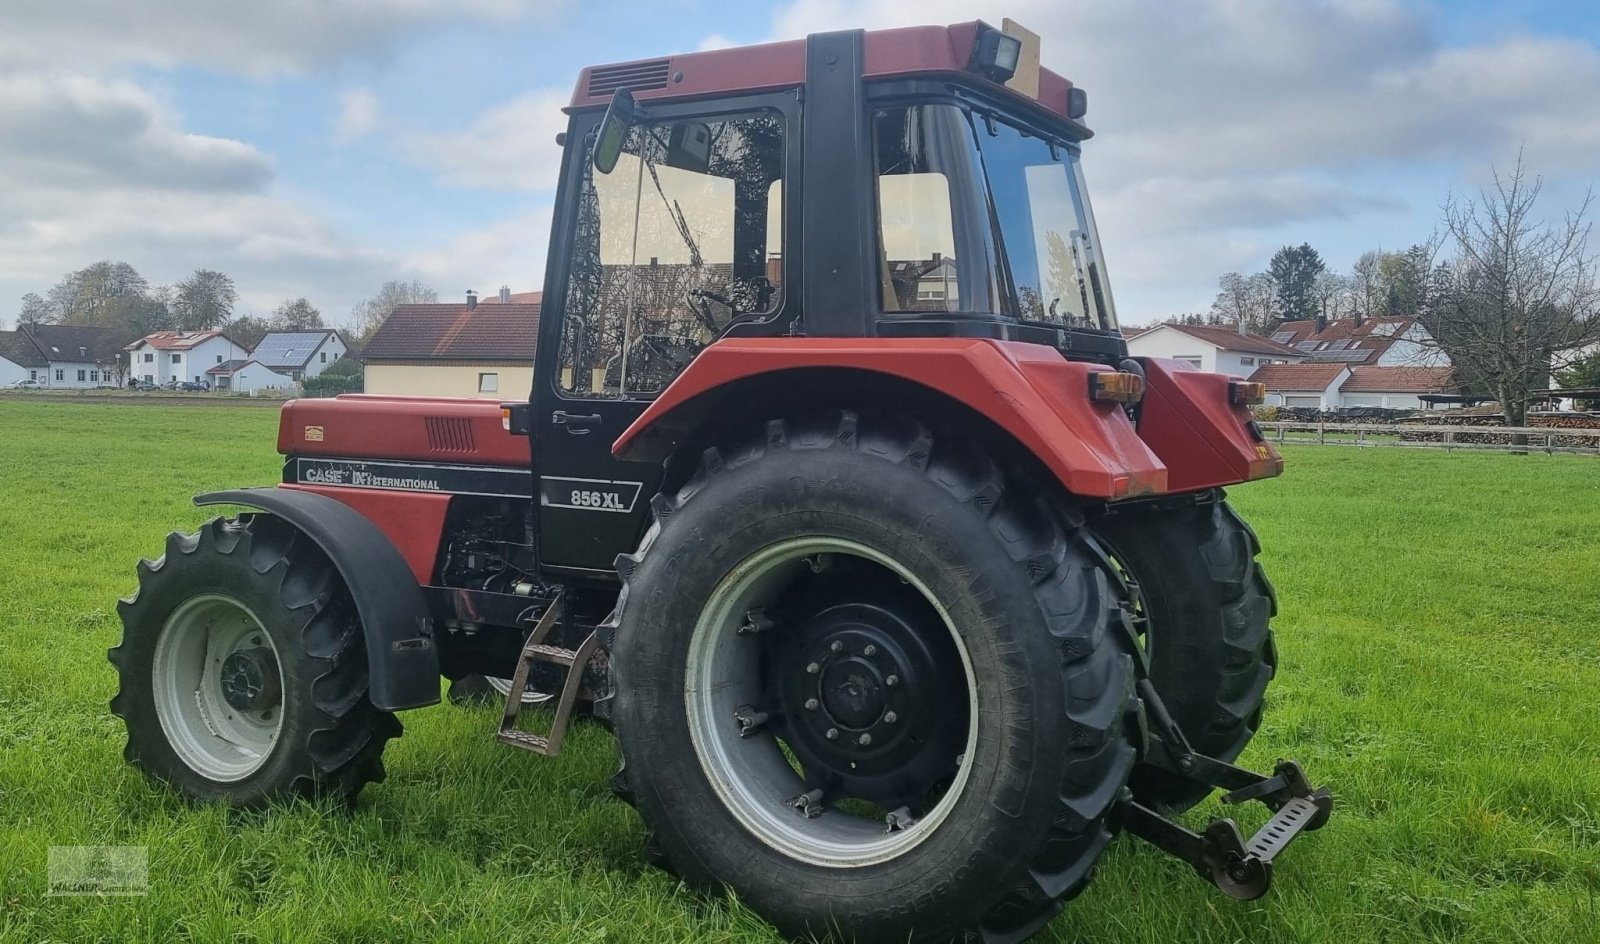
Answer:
[1270,331,1296,343]
[1295,340,1320,351]
[1326,339,1352,350]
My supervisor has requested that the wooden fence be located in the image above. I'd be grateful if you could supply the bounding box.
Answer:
[1256,421,1600,455]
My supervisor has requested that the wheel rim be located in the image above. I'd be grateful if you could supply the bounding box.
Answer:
[685,537,978,867]
[485,676,553,704]
[151,594,285,782]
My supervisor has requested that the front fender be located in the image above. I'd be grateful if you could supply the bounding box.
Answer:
[612,337,1168,499]
[195,487,440,711]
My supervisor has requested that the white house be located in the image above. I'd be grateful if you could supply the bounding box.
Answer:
[1125,323,1305,378]
[0,331,44,385]
[1,325,123,387]
[1248,363,1458,410]
[1248,363,1351,409]
[1270,317,1451,368]
[250,330,349,380]
[206,359,296,394]
[126,330,250,386]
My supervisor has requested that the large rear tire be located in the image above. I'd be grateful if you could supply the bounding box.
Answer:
[110,516,400,808]
[1092,493,1276,812]
[606,412,1141,943]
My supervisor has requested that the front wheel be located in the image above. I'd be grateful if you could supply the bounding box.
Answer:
[1093,494,1277,812]
[110,516,400,808]
[607,413,1141,943]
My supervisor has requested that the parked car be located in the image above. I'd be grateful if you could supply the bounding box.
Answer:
[130,379,160,391]
[10,379,43,389]
[177,381,210,392]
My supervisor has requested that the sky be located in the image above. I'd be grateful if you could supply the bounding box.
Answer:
[3,0,1600,330]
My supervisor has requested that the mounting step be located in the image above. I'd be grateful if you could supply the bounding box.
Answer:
[496,591,599,756]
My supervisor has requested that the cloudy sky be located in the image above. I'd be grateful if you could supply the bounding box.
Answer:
[2,0,1599,329]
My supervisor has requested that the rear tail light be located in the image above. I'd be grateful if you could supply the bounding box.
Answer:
[1229,382,1267,406]
[1088,371,1145,404]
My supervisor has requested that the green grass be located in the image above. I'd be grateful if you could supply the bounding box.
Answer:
[2,400,1598,943]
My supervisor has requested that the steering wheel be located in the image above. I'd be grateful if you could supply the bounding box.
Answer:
[687,287,732,332]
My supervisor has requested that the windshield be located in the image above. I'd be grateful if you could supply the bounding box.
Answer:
[872,103,1117,331]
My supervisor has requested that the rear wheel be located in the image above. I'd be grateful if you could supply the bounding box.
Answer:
[1093,494,1276,812]
[110,516,400,808]
[607,413,1140,943]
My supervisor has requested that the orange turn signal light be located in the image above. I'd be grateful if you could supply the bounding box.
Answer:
[1229,381,1267,406]
[1088,371,1146,404]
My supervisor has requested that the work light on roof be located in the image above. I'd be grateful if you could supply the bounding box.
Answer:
[971,27,1023,83]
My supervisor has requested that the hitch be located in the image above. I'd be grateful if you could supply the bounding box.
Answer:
[1127,679,1333,900]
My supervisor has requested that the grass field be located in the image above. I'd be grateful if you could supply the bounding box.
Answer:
[2,400,1597,943]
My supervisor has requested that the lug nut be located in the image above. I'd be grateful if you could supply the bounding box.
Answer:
[825,727,839,740]
[804,698,820,711]
[830,640,844,654]
[857,733,873,746]
[885,674,900,687]
[863,644,877,656]
[883,711,898,724]
[806,662,820,674]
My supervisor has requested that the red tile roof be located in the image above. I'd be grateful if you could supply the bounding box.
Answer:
[1247,363,1349,390]
[1158,323,1304,357]
[128,330,231,351]
[1340,366,1456,393]
[486,291,542,305]
[360,302,540,361]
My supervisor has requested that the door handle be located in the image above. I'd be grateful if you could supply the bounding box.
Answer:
[552,411,602,435]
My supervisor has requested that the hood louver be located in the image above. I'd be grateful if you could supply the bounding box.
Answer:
[587,59,671,97]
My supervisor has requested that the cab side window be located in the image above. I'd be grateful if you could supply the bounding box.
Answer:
[558,111,785,398]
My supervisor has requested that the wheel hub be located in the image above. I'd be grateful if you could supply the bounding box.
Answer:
[220,647,281,712]
[772,591,966,808]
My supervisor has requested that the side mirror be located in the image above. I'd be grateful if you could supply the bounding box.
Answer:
[593,88,637,175]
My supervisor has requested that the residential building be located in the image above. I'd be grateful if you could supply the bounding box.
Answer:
[1337,366,1459,409]
[1269,316,1450,367]
[126,331,251,386]
[361,293,539,398]
[1248,363,1458,410]
[251,330,349,381]
[0,325,124,387]
[206,359,297,394]
[1124,323,1305,378]
[1247,363,1351,409]
[0,331,46,385]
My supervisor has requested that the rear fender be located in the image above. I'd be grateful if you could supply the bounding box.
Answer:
[195,487,440,711]
[612,338,1168,499]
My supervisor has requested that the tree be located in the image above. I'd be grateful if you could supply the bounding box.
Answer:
[1422,155,1600,426]
[46,261,154,329]
[1377,244,1435,317]
[351,279,437,340]
[1268,244,1325,320]
[270,298,324,331]
[222,315,272,350]
[1556,351,1600,410]
[1208,271,1278,332]
[17,292,52,326]
[173,269,237,330]
[1311,271,1355,320]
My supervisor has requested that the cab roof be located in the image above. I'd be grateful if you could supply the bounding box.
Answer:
[569,21,1085,132]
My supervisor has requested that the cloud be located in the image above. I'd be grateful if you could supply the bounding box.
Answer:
[403,206,554,299]
[336,89,381,141]
[698,34,736,52]
[406,88,571,192]
[0,73,272,192]
[0,0,557,75]
[763,0,1600,318]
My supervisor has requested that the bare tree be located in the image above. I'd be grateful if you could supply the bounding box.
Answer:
[1423,155,1600,425]
[1312,271,1355,321]
[173,269,237,330]
[270,298,325,331]
[17,292,52,326]
[1209,271,1278,332]
[352,279,437,340]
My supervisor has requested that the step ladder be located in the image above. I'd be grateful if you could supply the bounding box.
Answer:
[496,591,600,756]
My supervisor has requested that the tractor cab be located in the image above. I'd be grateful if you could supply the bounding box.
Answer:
[543,20,1123,414]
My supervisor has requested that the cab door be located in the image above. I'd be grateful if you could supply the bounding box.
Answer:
[531,98,792,576]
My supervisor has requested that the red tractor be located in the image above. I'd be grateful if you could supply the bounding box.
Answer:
[111,21,1329,943]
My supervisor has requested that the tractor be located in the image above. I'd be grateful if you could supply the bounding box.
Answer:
[111,21,1330,943]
